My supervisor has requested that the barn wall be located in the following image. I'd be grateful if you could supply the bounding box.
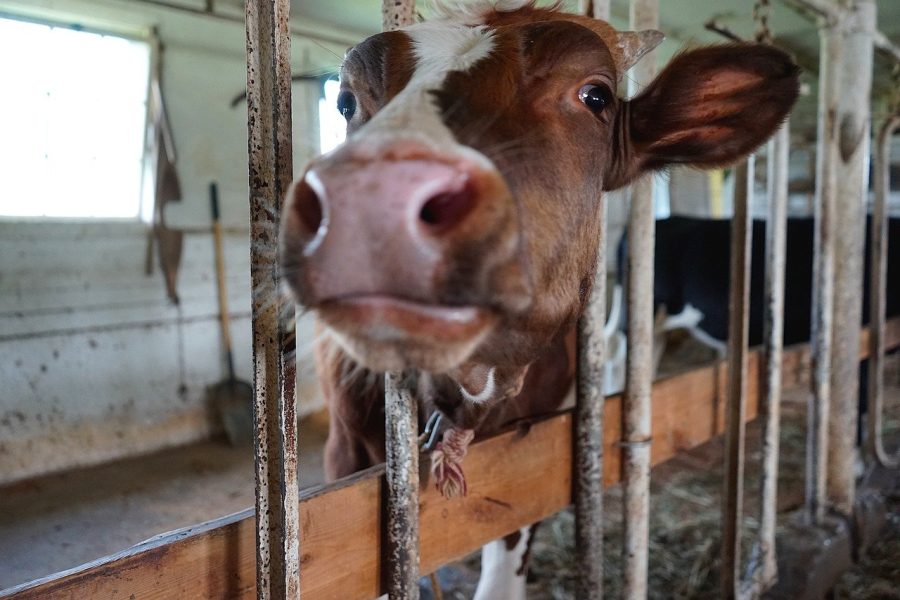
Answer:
[0,0,353,484]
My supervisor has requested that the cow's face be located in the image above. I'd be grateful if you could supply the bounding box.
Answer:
[281,3,798,380]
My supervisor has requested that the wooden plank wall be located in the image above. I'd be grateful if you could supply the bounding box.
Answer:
[4,319,898,600]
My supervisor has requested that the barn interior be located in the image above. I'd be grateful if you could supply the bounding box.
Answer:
[1,0,899,597]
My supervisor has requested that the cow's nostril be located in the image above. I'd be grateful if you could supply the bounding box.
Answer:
[419,181,477,233]
[294,179,324,235]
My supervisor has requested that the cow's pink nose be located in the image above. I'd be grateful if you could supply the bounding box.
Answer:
[288,160,483,255]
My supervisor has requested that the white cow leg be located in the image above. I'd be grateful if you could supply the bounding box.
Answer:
[473,526,532,600]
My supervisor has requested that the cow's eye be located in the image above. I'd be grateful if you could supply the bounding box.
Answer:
[337,91,357,121]
[578,84,612,114]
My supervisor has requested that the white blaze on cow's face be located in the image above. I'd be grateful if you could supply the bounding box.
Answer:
[280,1,799,377]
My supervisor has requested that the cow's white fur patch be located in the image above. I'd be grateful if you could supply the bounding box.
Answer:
[351,19,498,171]
[474,526,530,600]
[459,366,496,404]
[407,22,496,81]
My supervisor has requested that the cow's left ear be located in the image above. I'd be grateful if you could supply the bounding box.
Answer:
[604,43,800,191]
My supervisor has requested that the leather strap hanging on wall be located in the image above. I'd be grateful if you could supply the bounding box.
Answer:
[144,30,184,305]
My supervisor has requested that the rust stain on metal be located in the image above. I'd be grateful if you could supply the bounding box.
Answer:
[245,0,299,597]
[385,372,420,600]
[721,158,753,600]
[380,4,420,600]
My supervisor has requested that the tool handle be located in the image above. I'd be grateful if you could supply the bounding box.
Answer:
[210,182,235,381]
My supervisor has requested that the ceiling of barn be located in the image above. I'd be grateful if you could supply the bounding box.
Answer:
[217,0,900,143]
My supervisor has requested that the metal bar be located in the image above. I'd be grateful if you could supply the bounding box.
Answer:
[385,372,420,600]
[245,0,298,597]
[827,0,875,517]
[806,19,841,525]
[872,29,900,65]
[754,123,790,594]
[380,6,419,600]
[867,115,900,469]
[622,2,658,597]
[722,158,754,600]
[574,1,611,594]
[132,0,358,47]
[781,0,898,64]
[383,0,416,31]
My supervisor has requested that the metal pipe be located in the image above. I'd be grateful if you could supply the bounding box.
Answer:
[828,0,875,517]
[721,158,754,600]
[806,19,841,525]
[756,123,789,591]
[866,115,900,469]
[574,5,611,597]
[622,2,658,597]
[131,0,359,48]
[380,7,419,600]
[385,372,421,600]
[245,0,299,597]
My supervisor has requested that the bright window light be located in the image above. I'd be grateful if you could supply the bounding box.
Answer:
[0,18,151,219]
[319,79,346,155]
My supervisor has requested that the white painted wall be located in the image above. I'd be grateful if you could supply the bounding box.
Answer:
[0,0,354,484]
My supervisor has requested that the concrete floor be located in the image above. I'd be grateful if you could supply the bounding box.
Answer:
[0,415,328,591]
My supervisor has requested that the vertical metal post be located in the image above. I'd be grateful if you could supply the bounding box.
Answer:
[828,0,874,516]
[574,5,611,598]
[757,124,789,590]
[722,158,754,600]
[623,2,658,597]
[381,6,419,600]
[807,16,841,525]
[245,0,299,598]
[385,372,420,600]
[867,115,900,468]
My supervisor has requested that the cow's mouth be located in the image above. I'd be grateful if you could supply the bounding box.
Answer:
[317,295,498,372]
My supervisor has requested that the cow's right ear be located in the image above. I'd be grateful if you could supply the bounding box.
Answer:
[603,43,799,191]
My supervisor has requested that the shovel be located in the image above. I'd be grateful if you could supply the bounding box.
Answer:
[207,182,254,446]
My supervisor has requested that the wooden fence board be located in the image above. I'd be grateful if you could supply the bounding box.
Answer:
[4,320,898,600]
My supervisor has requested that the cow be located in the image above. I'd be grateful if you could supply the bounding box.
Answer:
[619,215,900,352]
[616,215,900,445]
[278,1,800,597]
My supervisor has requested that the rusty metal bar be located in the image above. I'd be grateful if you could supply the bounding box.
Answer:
[806,18,841,525]
[380,5,419,600]
[385,372,420,600]
[574,4,611,597]
[622,1,658,597]
[722,157,753,600]
[866,114,900,469]
[245,0,298,597]
[827,0,875,517]
[747,123,790,598]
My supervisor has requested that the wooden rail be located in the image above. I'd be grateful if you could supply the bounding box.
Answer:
[4,319,898,600]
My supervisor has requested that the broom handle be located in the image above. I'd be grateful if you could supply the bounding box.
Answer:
[210,182,236,382]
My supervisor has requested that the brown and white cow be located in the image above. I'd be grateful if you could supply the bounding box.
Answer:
[280,1,798,596]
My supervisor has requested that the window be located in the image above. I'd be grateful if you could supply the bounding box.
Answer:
[0,17,151,219]
[319,78,346,155]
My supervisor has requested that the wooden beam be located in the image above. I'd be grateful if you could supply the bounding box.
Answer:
[5,319,899,600]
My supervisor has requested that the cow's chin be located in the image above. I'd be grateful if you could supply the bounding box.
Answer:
[317,296,498,373]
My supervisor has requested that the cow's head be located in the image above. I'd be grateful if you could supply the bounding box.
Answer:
[281,1,798,399]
